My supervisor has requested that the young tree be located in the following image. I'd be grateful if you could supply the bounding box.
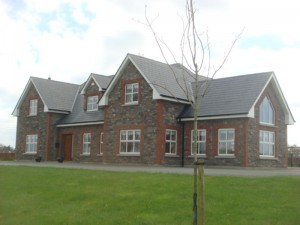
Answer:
[142,1,242,224]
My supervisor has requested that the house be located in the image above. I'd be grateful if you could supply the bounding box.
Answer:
[12,54,295,167]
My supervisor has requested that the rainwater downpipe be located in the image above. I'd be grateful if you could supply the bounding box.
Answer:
[177,118,185,167]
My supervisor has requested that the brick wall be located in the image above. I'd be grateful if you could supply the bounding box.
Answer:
[57,124,103,162]
[183,118,247,166]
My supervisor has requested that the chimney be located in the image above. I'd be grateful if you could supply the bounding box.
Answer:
[48,76,51,80]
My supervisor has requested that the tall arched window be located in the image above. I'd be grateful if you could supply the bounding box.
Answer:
[260,97,274,125]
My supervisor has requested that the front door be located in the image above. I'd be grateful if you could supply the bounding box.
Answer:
[62,134,73,161]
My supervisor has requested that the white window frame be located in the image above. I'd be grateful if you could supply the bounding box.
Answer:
[260,97,275,125]
[259,130,275,157]
[29,99,38,116]
[191,129,206,155]
[165,129,177,155]
[99,132,104,155]
[82,133,91,155]
[87,96,98,111]
[125,83,139,104]
[218,129,235,156]
[120,130,141,154]
[26,134,38,154]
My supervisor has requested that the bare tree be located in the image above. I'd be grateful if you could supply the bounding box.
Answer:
[141,1,242,224]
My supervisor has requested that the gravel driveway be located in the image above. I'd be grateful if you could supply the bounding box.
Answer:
[1,160,300,177]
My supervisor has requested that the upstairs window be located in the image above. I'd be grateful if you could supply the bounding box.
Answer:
[165,129,177,155]
[26,134,38,153]
[29,99,38,116]
[260,97,274,125]
[125,83,139,104]
[191,130,206,155]
[87,96,98,111]
[218,129,235,155]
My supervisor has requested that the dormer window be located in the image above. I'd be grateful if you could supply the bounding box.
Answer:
[125,83,139,104]
[260,97,274,125]
[87,96,98,111]
[29,99,38,116]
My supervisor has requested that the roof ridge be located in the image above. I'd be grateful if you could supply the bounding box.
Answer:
[30,76,80,86]
[211,71,274,81]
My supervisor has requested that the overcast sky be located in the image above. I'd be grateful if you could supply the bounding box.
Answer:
[1,0,300,147]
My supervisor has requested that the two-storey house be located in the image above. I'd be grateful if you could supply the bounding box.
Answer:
[12,54,295,167]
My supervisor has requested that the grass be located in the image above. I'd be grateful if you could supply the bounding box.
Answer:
[0,166,299,225]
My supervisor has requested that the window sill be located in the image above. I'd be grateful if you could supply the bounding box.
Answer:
[188,154,207,158]
[122,102,139,106]
[165,154,179,158]
[259,123,277,128]
[23,153,37,155]
[80,153,90,156]
[97,154,103,156]
[118,153,140,156]
[215,155,235,159]
[259,156,277,160]
[27,115,37,117]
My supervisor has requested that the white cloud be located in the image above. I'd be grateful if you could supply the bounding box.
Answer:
[1,0,300,147]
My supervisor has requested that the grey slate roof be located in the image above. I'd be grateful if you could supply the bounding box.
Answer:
[58,83,104,126]
[180,72,273,118]
[128,54,207,101]
[92,73,114,90]
[31,77,80,112]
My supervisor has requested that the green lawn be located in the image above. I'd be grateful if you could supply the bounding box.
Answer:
[0,166,299,225]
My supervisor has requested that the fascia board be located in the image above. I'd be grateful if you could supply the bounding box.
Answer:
[99,57,130,106]
[179,113,251,122]
[251,73,295,125]
[57,121,104,127]
[12,79,33,116]
[80,74,103,95]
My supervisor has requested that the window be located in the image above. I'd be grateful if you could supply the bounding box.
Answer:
[165,129,177,155]
[260,97,274,125]
[191,130,206,155]
[87,96,98,111]
[218,129,235,155]
[99,132,104,155]
[260,130,275,157]
[83,133,91,155]
[125,83,139,104]
[120,130,141,154]
[26,135,37,153]
[29,99,38,116]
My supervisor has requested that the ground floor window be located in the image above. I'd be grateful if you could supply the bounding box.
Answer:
[191,129,206,155]
[120,130,141,154]
[259,130,275,157]
[26,134,38,153]
[218,128,235,155]
[83,133,91,155]
[165,129,177,155]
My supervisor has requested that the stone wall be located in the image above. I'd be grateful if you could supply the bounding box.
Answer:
[103,61,185,165]
[15,85,48,161]
[248,83,288,167]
